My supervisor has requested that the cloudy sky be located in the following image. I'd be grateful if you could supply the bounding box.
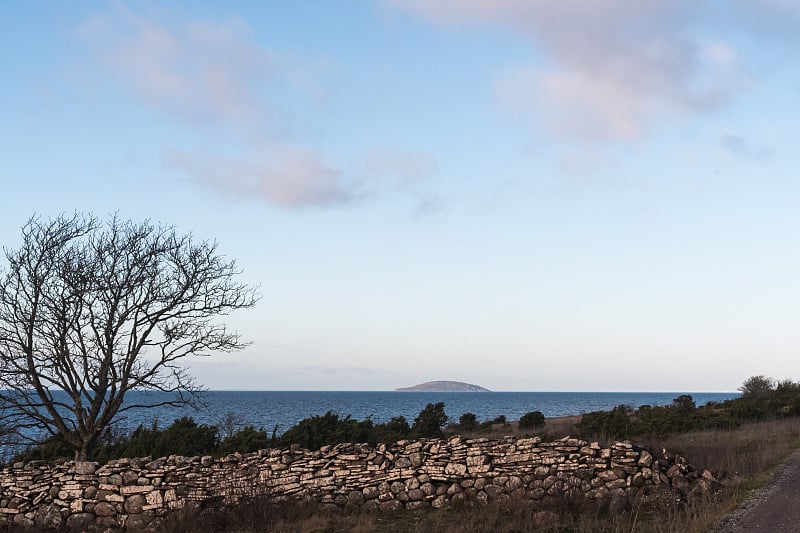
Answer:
[2,1,798,391]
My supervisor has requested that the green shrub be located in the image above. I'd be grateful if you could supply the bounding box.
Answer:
[458,412,478,432]
[519,411,546,430]
[279,411,375,450]
[738,375,775,398]
[12,435,73,463]
[371,416,411,445]
[577,405,633,440]
[107,417,219,459]
[672,395,696,412]
[218,426,270,455]
[411,403,448,438]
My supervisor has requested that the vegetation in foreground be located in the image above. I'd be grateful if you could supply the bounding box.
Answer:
[5,375,800,531]
[5,402,544,465]
[132,416,800,533]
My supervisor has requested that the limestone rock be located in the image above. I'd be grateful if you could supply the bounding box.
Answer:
[0,435,715,521]
[125,494,147,514]
[73,462,98,475]
[66,512,96,530]
[94,502,117,517]
[34,504,63,529]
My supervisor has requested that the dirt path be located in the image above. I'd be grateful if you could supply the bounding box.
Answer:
[711,448,800,532]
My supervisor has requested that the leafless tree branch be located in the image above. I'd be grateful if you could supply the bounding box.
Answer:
[0,213,258,460]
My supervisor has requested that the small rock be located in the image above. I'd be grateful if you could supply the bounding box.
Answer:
[348,490,364,506]
[94,502,117,517]
[73,462,98,475]
[362,486,379,500]
[380,500,403,511]
[66,512,96,530]
[34,504,63,529]
[404,478,420,491]
[125,512,154,530]
[13,513,35,528]
[407,489,424,501]
[125,494,147,514]
[122,471,139,485]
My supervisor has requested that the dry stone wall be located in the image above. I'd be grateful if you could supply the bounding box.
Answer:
[0,436,718,530]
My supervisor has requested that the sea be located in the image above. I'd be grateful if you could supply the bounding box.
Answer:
[109,390,740,436]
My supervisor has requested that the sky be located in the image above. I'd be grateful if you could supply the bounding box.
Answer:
[1,1,799,392]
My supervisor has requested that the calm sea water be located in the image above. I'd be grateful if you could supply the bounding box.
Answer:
[113,390,740,435]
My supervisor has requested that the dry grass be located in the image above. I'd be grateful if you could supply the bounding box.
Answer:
[454,414,581,440]
[545,415,582,437]
[653,418,800,481]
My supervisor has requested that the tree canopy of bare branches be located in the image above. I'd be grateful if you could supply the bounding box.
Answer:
[0,214,257,460]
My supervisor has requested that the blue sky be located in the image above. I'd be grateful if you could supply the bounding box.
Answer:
[2,1,799,391]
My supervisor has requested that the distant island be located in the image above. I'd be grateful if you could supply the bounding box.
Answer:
[395,381,491,393]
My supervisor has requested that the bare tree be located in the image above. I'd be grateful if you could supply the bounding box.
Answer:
[0,214,258,460]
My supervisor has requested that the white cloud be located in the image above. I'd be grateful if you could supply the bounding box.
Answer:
[165,147,359,208]
[81,6,272,130]
[391,0,748,140]
[79,4,436,209]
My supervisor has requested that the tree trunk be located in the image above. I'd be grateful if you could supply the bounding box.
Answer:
[75,439,91,461]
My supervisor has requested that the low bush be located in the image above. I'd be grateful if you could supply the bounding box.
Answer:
[371,416,411,445]
[411,402,449,438]
[518,411,545,430]
[11,417,220,464]
[577,405,633,440]
[458,412,478,432]
[10,435,74,463]
[111,417,219,460]
[219,426,270,455]
[278,411,375,450]
[575,377,800,442]
[10,403,451,461]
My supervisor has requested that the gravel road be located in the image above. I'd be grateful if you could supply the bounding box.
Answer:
[711,449,800,532]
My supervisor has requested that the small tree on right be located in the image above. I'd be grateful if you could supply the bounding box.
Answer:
[671,394,696,412]
[738,375,775,398]
[519,411,545,430]
[411,402,448,438]
[458,412,478,432]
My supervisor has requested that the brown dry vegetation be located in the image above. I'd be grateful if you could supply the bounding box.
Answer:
[142,416,800,533]
[452,414,581,440]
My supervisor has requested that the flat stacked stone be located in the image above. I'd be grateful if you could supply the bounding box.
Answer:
[0,435,720,529]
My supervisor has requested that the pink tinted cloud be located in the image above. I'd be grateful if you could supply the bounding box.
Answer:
[391,0,747,140]
[165,147,358,208]
[78,5,358,208]
[81,5,271,129]
[79,4,437,209]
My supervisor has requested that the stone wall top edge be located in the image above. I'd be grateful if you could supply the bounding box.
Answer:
[0,435,647,472]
